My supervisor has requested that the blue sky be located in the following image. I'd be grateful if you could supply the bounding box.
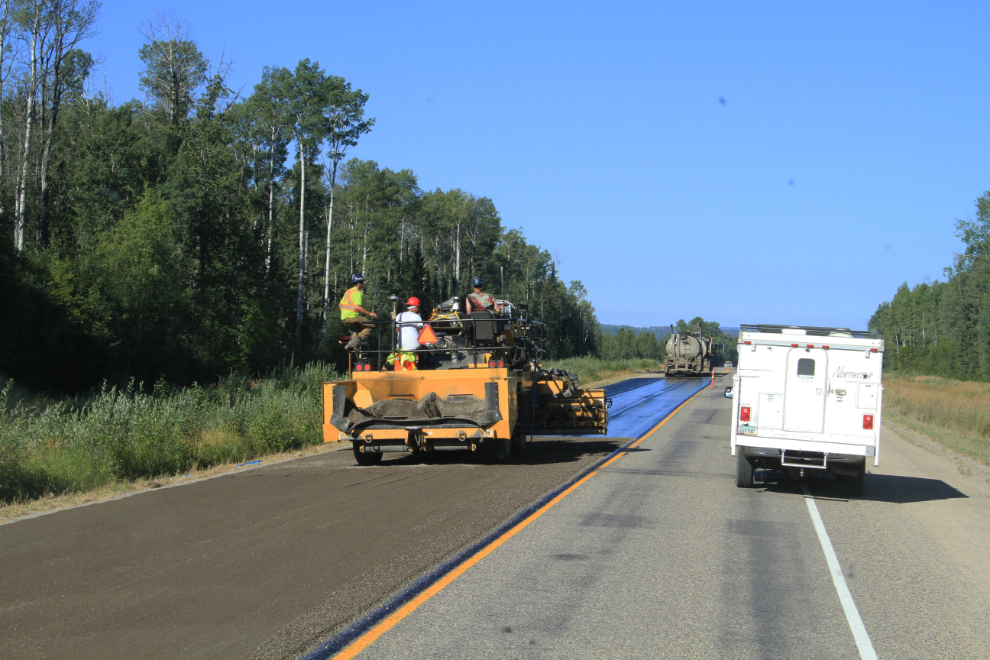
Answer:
[89,1,990,329]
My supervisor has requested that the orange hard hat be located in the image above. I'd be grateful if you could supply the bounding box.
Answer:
[406,297,420,307]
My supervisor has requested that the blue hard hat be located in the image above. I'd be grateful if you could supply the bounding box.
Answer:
[471,276,483,287]
[350,273,365,284]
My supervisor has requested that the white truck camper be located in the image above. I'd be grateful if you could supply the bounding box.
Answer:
[729,324,884,497]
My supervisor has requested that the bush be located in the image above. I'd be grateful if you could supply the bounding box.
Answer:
[0,362,342,503]
[545,357,657,386]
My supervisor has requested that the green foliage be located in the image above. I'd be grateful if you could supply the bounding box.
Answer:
[0,9,600,395]
[545,357,657,386]
[598,317,737,366]
[138,33,208,123]
[0,363,341,503]
[870,190,990,379]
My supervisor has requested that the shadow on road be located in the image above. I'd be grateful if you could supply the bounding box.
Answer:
[756,470,969,504]
[377,437,626,468]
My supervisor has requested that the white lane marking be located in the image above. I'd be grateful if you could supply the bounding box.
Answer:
[802,485,878,660]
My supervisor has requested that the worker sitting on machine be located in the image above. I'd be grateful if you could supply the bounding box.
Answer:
[464,276,501,314]
[389,297,424,370]
[339,274,377,351]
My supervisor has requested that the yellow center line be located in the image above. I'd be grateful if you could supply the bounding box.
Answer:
[332,380,708,659]
[334,471,598,659]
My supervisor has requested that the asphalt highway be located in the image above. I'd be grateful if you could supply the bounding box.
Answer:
[4,372,989,659]
[337,384,990,660]
[0,375,701,659]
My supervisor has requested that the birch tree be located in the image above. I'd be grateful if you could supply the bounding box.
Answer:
[282,59,325,341]
[13,0,54,252]
[35,0,98,247]
[319,76,372,348]
[246,67,290,274]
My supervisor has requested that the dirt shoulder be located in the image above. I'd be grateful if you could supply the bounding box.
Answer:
[0,442,345,526]
[876,418,990,594]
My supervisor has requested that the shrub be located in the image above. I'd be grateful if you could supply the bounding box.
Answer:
[0,362,343,504]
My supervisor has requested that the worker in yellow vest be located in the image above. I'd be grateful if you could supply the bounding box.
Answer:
[340,274,377,351]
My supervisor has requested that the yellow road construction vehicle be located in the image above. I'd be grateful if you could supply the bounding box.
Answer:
[322,301,610,465]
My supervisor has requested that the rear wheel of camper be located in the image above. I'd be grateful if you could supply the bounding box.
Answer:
[736,451,755,488]
[353,444,383,466]
[844,467,866,497]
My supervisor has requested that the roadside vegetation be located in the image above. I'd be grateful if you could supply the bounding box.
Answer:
[546,357,659,387]
[598,316,738,367]
[1,5,598,398]
[883,376,990,467]
[0,364,340,505]
[872,191,990,381]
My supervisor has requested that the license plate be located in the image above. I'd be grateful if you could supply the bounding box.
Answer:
[737,425,757,436]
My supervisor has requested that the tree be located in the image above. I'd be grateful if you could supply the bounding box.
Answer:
[13,0,52,252]
[244,67,291,274]
[37,2,98,247]
[319,76,373,348]
[281,59,327,341]
[137,12,207,125]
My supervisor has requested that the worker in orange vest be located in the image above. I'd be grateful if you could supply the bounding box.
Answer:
[339,274,377,351]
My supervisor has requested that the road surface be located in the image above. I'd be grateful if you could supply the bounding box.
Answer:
[319,381,990,659]
[3,372,989,659]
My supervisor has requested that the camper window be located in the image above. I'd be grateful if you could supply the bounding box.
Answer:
[797,358,816,378]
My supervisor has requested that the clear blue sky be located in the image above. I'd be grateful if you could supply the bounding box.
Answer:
[89,1,990,330]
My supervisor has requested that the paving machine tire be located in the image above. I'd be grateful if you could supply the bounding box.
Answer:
[353,443,384,466]
[490,436,512,463]
[511,425,527,456]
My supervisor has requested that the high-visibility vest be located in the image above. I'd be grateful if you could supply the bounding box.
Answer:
[340,287,361,320]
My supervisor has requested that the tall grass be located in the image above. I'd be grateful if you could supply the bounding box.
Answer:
[545,357,658,387]
[0,363,342,503]
[884,375,990,466]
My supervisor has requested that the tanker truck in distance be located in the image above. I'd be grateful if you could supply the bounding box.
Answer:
[665,325,714,376]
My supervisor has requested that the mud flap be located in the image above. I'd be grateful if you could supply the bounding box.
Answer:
[477,381,504,425]
[328,385,352,432]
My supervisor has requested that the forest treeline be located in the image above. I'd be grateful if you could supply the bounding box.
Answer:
[0,3,598,393]
[870,190,990,378]
[599,317,738,365]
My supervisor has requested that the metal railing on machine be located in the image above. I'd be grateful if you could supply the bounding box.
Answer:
[343,306,545,375]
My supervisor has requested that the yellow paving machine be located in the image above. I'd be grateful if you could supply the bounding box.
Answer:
[322,301,610,464]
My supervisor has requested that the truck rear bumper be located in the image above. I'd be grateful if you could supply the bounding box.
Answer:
[736,436,876,458]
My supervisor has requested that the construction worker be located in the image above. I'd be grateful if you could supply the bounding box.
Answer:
[464,276,501,314]
[392,297,424,370]
[339,274,377,351]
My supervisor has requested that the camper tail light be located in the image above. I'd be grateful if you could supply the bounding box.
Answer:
[740,407,751,422]
[863,414,874,430]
